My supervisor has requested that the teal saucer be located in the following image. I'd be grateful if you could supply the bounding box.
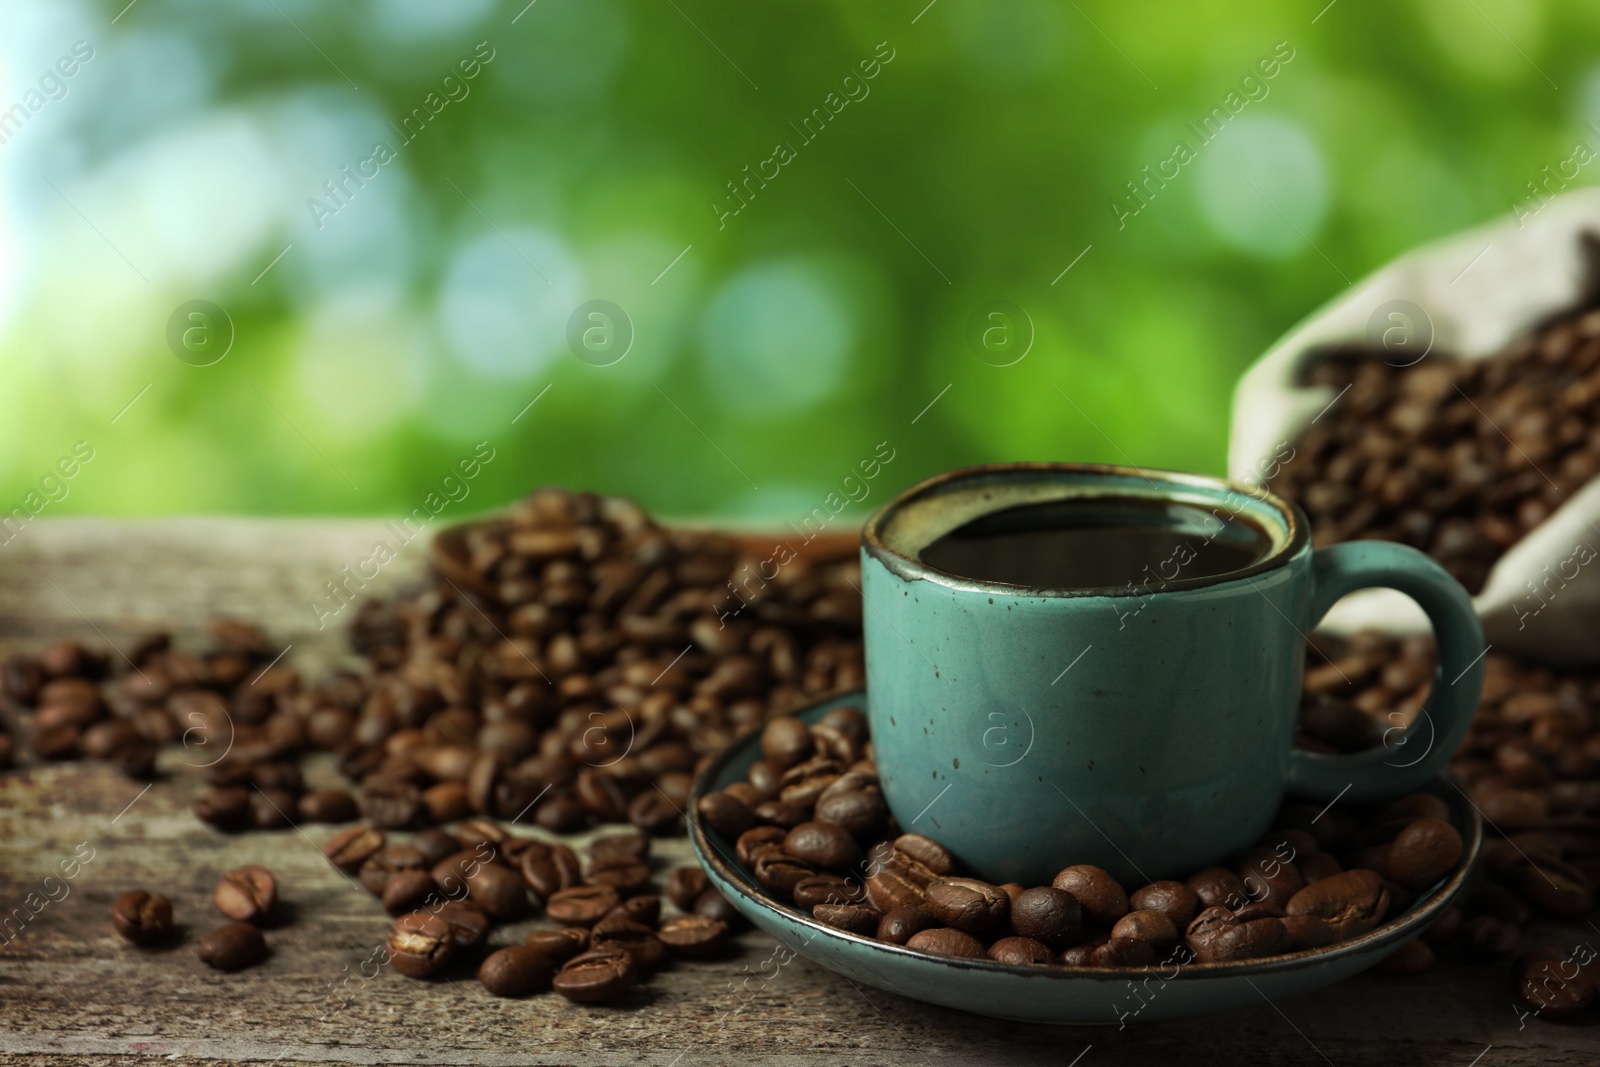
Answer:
[687,690,1481,1024]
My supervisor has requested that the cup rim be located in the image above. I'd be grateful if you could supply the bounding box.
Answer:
[861,461,1310,599]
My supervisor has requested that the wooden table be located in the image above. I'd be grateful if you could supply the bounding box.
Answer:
[1,519,1595,1066]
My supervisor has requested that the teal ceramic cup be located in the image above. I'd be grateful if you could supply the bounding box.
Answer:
[860,462,1485,886]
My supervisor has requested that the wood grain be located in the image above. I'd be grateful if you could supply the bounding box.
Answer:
[0,518,1596,1066]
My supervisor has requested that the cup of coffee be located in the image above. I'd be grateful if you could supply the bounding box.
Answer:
[860,462,1484,885]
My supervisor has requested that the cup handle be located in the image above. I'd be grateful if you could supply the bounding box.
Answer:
[1285,541,1485,802]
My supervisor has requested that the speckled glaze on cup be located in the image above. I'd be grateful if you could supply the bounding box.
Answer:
[860,463,1484,886]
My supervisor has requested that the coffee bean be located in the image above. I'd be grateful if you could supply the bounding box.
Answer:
[197,922,267,971]
[784,821,862,870]
[1,653,43,704]
[658,914,730,957]
[214,865,276,924]
[760,716,814,768]
[697,791,755,838]
[1089,937,1156,968]
[362,777,422,829]
[1233,900,1285,923]
[1238,847,1305,911]
[865,867,925,913]
[1110,908,1177,948]
[1057,934,1110,966]
[627,790,681,833]
[1512,860,1596,917]
[876,906,935,945]
[520,842,583,903]
[813,903,880,936]
[891,834,955,877]
[590,916,667,969]
[434,901,492,952]
[1052,865,1128,928]
[467,863,529,921]
[323,825,385,872]
[666,866,709,912]
[1128,880,1199,929]
[1008,886,1082,948]
[194,787,252,832]
[1375,937,1435,975]
[1286,869,1389,940]
[609,895,661,927]
[525,925,589,960]
[1299,852,1344,884]
[793,874,864,910]
[905,927,986,958]
[1461,914,1523,960]
[923,877,1009,934]
[1186,867,1249,911]
[988,936,1052,966]
[383,870,440,915]
[479,945,555,997]
[387,911,455,978]
[111,890,172,946]
[1386,818,1463,889]
[1517,947,1598,1019]
[813,788,889,841]
[735,826,786,866]
[362,845,428,895]
[298,789,359,824]
[693,888,744,929]
[411,829,462,868]
[548,885,622,926]
[1282,914,1335,951]
[553,946,637,1003]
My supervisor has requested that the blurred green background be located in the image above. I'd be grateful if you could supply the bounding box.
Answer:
[3,0,1599,524]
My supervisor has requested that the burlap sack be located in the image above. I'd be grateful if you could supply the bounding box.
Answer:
[1228,187,1600,665]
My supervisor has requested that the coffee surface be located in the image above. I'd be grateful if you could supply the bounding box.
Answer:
[917,496,1269,589]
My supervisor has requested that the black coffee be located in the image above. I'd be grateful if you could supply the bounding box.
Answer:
[918,496,1270,589]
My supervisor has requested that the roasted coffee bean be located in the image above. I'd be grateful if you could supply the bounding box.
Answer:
[698,791,756,838]
[875,905,935,945]
[361,845,428,895]
[1375,938,1435,975]
[1512,860,1596,917]
[586,856,653,896]
[548,884,622,926]
[1282,914,1336,951]
[1090,937,1156,968]
[1111,908,1177,947]
[1,652,43,704]
[905,927,986,958]
[434,847,495,898]
[554,946,638,1003]
[434,901,492,952]
[1238,847,1305,911]
[1286,869,1388,940]
[1199,918,1286,963]
[1009,886,1082,948]
[589,916,667,970]
[214,865,276,924]
[988,936,1053,966]
[479,945,555,997]
[298,788,359,824]
[792,874,864,910]
[526,925,589,960]
[754,799,809,829]
[736,826,786,866]
[813,903,880,936]
[194,921,267,973]
[890,833,955,877]
[865,867,926,913]
[383,870,440,915]
[923,878,1009,934]
[1461,914,1523,961]
[813,788,889,841]
[1385,818,1463,889]
[411,829,462,868]
[1516,947,1598,1019]
[760,716,814,768]
[658,914,730,957]
[1128,880,1199,929]
[783,821,862,870]
[753,849,815,897]
[362,777,422,829]
[694,888,745,930]
[194,787,252,832]
[627,790,681,833]
[1298,852,1344,884]
[1052,865,1128,928]
[1186,867,1249,910]
[520,843,583,902]
[323,824,385,873]
[388,911,455,978]
[112,890,172,946]
[422,781,473,823]
[467,862,529,921]
[251,788,296,830]
[666,866,709,912]
[1057,933,1111,966]
[1233,900,1286,923]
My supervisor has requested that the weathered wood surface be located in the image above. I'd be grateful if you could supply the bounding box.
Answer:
[1,518,1597,1066]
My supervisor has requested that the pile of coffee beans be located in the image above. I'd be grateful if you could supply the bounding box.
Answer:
[329,821,739,1003]
[112,864,279,971]
[1297,629,1600,1019]
[696,708,1466,969]
[1270,302,1600,594]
